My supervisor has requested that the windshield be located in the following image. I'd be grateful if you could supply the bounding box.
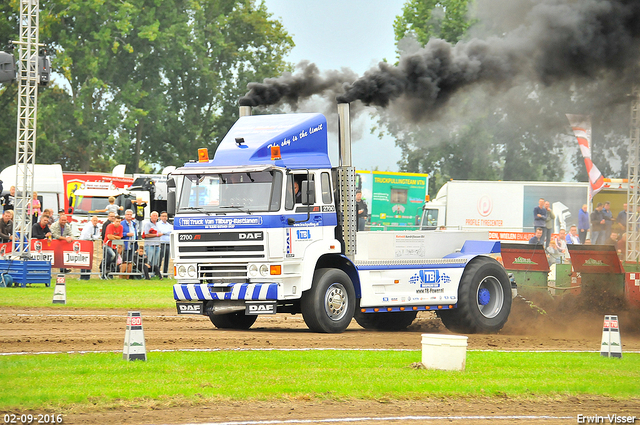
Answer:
[178,170,282,213]
[72,193,127,215]
[422,208,439,229]
[72,196,112,215]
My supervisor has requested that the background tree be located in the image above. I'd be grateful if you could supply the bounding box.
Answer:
[0,0,293,173]
[385,0,629,196]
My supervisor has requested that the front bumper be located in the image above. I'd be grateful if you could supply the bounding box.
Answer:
[173,282,279,301]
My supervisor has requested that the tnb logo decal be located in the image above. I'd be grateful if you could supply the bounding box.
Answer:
[296,230,310,240]
[409,269,451,288]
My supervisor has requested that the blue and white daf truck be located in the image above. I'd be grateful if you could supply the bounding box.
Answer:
[170,103,516,333]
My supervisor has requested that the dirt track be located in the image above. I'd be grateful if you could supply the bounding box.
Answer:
[3,295,640,354]
[2,298,640,424]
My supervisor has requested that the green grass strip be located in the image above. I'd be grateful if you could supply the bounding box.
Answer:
[0,278,174,309]
[0,351,638,411]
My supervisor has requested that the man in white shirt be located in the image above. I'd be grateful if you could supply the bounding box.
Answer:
[554,228,568,255]
[80,216,101,241]
[156,211,173,278]
[142,211,163,279]
[79,216,101,279]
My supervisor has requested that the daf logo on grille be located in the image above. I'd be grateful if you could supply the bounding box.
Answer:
[239,232,263,240]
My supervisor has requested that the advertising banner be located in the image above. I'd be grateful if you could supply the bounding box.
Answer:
[500,243,550,272]
[566,244,624,274]
[0,240,94,269]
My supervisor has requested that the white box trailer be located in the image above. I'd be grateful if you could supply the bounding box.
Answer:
[420,180,590,236]
[0,164,65,214]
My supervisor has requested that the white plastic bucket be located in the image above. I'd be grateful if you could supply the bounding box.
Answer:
[421,334,468,371]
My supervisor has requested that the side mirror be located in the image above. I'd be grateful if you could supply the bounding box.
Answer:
[167,190,176,216]
[166,177,176,217]
[301,181,315,205]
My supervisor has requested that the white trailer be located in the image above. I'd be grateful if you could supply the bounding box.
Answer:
[0,164,65,214]
[420,180,590,235]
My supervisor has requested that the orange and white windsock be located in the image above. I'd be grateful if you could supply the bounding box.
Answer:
[566,114,604,200]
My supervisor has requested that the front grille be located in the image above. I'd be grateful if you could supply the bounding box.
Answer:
[177,232,266,260]
[176,231,268,283]
[181,245,262,253]
[199,263,248,283]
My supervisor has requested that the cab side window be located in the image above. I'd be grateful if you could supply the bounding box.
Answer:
[285,174,316,209]
[321,173,332,204]
[285,175,294,211]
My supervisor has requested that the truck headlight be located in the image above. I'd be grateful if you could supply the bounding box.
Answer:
[187,265,197,278]
[177,265,187,277]
[248,264,258,277]
[259,264,269,277]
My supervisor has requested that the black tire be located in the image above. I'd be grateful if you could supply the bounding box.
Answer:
[208,312,257,330]
[439,257,512,334]
[301,268,356,333]
[354,309,417,331]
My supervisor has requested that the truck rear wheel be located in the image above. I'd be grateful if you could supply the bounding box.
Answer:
[209,312,257,330]
[301,268,355,333]
[439,257,511,334]
[354,309,417,331]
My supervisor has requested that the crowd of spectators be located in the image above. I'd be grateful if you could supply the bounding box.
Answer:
[0,190,173,280]
[529,198,628,264]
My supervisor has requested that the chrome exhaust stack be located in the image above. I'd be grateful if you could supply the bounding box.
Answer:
[337,103,356,259]
[239,105,252,117]
[338,103,352,167]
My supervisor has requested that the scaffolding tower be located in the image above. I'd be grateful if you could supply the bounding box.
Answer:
[627,86,640,263]
[12,0,41,257]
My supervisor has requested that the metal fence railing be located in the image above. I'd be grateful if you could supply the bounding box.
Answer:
[64,238,172,280]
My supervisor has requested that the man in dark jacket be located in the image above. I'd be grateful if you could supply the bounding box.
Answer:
[529,227,544,244]
[533,198,547,245]
[590,203,606,244]
[0,210,13,243]
[31,214,52,240]
[356,190,368,231]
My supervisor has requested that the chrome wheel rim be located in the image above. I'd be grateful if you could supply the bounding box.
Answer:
[476,276,503,319]
[325,282,348,321]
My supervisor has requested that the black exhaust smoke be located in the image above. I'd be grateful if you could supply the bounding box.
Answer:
[240,0,640,120]
[239,61,357,107]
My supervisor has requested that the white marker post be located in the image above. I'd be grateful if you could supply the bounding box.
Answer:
[52,274,66,304]
[600,314,622,358]
[123,311,147,361]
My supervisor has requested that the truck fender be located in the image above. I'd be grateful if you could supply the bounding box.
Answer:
[297,238,342,293]
[313,253,361,299]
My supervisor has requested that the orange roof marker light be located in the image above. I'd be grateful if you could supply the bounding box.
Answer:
[198,148,209,162]
[271,145,282,161]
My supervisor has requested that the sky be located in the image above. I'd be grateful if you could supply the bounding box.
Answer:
[261,0,407,171]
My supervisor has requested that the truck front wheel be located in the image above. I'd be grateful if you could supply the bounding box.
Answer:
[438,257,511,334]
[209,312,257,330]
[301,268,356,333]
